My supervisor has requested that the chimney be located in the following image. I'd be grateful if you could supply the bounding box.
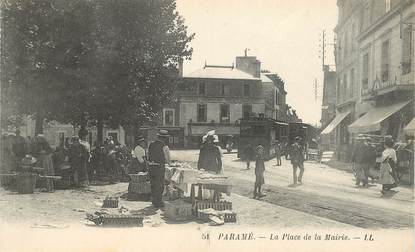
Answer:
[178,58,184,77]
[235,55,261,78]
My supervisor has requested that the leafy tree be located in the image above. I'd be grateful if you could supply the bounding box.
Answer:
[1,0,194,141]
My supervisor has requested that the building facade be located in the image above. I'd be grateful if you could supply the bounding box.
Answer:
[155,54,298,148]
[322,0,414,161]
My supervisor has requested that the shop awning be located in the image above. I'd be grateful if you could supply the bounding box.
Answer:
[348,100,411,133]
[404,117,415,135]
[320,110,351,135]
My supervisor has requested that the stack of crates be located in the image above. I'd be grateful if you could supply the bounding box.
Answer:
[164,199,193,221]
[193,200,232,217]
[102,196,119,208]
[128,172,151,201]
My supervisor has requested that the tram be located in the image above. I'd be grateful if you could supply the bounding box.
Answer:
[238,118,289,160]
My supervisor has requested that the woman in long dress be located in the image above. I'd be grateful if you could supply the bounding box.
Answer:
[34,134,54,191]
[378,138,398,194]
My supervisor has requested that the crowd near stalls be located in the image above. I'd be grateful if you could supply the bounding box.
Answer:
[350,133,414,193]
[0,129,133,191]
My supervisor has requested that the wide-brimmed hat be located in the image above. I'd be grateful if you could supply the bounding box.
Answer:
[157,129,169,137]
[213,135,219,143]
[21,155,37,165]
[136,135,145,142]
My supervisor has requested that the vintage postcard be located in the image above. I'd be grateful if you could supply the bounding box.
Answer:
[0,0,413,251]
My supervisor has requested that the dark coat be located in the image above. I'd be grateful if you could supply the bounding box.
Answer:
[198,143,222,173]
[290,142,304,165]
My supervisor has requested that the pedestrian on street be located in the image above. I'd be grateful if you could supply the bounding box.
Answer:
[12,129,27,171]
[33,134,55,191]
[79,129,92,181]
[131,135,147,174]
[379,138,398,194]
[290,136,304,185]
[197,134,222,174]
[243,143,255,170]
[148,129,170,208]
[69,136,89,187]
[254,144,266,198]
[351,135,367,186]
[213,134,224,174]
[274,140,282,166]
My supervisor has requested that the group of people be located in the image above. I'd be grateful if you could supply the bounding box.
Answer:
[352,134,414,195]
[241,136,306,198]
[128,130,171,208]
[0,128,134,191]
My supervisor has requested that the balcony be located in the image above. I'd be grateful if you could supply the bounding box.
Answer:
[361,79,414,100]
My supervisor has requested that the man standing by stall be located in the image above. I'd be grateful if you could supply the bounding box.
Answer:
[148,130,170,208]
[290,136,304,185]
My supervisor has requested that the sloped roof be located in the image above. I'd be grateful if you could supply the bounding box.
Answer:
[184,66,260,80]
[260,73,273,82]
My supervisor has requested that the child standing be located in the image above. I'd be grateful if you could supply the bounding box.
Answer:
[254,144,266,199]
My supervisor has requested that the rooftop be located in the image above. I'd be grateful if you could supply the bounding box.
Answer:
[184,65,260,80]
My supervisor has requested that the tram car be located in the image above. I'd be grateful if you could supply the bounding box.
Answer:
[238,117,289,160]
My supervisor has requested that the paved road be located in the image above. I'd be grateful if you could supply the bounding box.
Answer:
[171,150,414,229]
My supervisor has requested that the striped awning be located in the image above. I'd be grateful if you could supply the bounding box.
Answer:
[348,100,411,133]
[320,110,351,135]
[404,117,415,135]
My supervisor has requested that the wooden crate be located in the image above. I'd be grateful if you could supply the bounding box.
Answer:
[197,210,237,223]
[193,200,232,216]
[164,200,193,221]
[128,181,151,194]
[102,197,119,208]
[129,173,149,183]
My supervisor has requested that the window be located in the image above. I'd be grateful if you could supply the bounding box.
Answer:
[198,83,206,95]
[402,25,412,75]
[362,53,369,89]
[163,108,175,126]
[337,38,342,65]
[385,0,391,13]
[197,104,207,122]
[243,84,250,96]
[242,104,252,119]
[220,83,229,96]
[381,40,390,82]
[352,24,356,51]
[337,79,341,102]
[344,32,348,58]
[220,104,230,123]
[343,74,348,101]
[350,69,355,98]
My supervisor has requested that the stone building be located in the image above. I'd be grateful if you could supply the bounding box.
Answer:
[153,54,297,148]
[322,0,414,161]
[320,66,337,151]
[348,0,414,140]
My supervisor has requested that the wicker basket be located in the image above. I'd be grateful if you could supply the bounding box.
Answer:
[102,197,119,208]
[129,173,149,183]
[17,173,37,194]
[128,181,151,194]
[164,200,193,221]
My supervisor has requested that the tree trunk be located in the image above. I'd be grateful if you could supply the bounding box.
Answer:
[97,119,103,143]
[35,113,44,135]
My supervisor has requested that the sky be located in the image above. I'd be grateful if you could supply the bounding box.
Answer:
[176,0,338,126]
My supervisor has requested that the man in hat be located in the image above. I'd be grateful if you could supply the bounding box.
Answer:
[131,135,147,173]
[290,136,305,185]
[148,130,170,208]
